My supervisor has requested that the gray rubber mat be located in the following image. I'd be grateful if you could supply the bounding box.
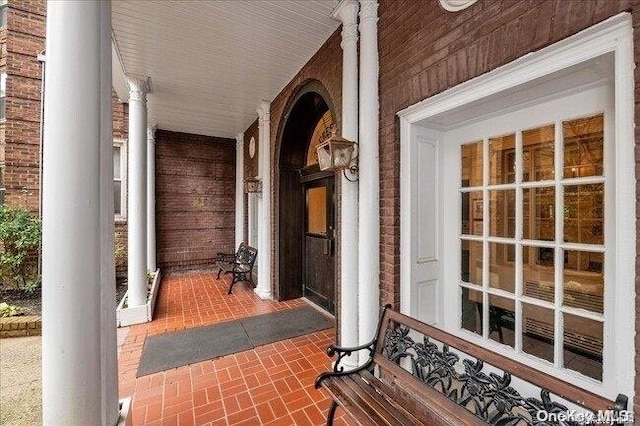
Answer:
[137,305,334,377]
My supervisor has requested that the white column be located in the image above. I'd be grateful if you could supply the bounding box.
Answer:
[99,1,119,424]
[332,0,360,365]
[147,124,157,272]
[42,1,112,423]
[255,101,272,299]
[358,0,380,345]
[126,75,150,307]
[235,132,245,248]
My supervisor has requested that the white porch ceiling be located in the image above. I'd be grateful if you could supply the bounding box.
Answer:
[111,0,340,139]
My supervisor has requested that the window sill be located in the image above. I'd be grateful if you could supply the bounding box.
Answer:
[115,217,127,225]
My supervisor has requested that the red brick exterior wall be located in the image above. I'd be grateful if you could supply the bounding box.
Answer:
[2,0,130,274]
[376,0,638,408]
[155,130,236,272]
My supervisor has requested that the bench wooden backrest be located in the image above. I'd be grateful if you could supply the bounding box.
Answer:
[236,244,257,268]
[370,307,626,425]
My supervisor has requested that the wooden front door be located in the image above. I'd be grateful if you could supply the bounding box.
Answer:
[303,177,335,313]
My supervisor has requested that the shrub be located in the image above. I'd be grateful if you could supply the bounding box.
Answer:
[0,206,42,292]
[0,302,22,317]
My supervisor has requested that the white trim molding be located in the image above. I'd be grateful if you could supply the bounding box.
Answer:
[235,132,245,248]
[255,101,272,299]
[397,13,635,402]
[438,0,477,12]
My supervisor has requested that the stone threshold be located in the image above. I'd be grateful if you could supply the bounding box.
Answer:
[0,315,42,338]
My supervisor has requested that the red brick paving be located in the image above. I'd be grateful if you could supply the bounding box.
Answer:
[118,272,352,425]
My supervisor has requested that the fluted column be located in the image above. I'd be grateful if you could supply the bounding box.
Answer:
[235,132,245,248]
[332,0,360,366]
[255,101,272,299]
[358,0,380,346]
[147,125,157,272]
[126,75,151,307]
[42,1,116,423]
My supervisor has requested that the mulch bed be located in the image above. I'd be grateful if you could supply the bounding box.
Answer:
[1,280,129,317]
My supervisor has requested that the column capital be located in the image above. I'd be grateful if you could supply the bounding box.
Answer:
[125,74,152,104]
[438,0,477,12]
[359,0,378,24]
[332,0,359,46]
[256,101,271,123]
[235,132,244,146]
[147,124,157,142]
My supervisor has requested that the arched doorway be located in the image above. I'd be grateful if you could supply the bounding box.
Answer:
[278,84,336,313]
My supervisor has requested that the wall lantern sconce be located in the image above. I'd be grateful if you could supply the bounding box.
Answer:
[244,177,262,194]
[316,135,359,181]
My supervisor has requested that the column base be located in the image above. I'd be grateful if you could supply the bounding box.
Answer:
[254,287,272,300]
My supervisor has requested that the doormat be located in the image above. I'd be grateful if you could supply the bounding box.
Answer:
[137,305,334,377]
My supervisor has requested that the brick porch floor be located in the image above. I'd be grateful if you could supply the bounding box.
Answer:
[118,271,351,425]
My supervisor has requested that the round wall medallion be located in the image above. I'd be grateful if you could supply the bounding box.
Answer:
[249,137,256,158]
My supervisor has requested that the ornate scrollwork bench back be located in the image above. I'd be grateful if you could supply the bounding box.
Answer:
[315,305,629,426]
[374,307,628,425]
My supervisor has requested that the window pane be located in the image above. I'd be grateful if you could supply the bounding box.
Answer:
[563,183,604,245]
[523,246,554,303]
[461,287,482,336]
[523,125,554,181]
[563,114,603,178]
[522,303,554,363]
[523,186,554,241]
[489,189,515,238]
[488,294,515,348]
[489,242,514,293]
[563,250,603,314]
[114,181,121,216]
[306,186,327,235]
[461,191,482,235]
[113,146,121,179]
[461,141,483,187]
[489,134,515,185]
[563,313,602,381]
[461,240,482,286]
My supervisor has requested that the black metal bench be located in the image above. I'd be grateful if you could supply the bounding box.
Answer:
[315,305,629,425]
[215,242,257,295]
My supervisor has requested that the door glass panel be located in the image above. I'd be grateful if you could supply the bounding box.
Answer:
[461,240,482,286]
[489,134,515,185]
[523,186,555,241]
[307,186,327,235]
[461,141,483,188]
[522,303,554,363]
[523,246,554,303]
[489,189,515,238]
[563,250,604,314]
[488,242,514,293]
[114,181,121,215]
[523,125,554,181]
[461,287,483,337]
[563,183,604,245]
[563,313,603,381]
[563,114,604,178]
[461,191,482,235]
[488,294,515,348]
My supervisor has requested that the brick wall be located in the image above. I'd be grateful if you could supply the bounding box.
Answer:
[3,0,45,213]
[376,0,638,409]
[2,0,130,274]
[155,130,236,272]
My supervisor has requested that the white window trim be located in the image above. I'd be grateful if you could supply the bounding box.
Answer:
[114,138,127,222]
[398,13,635,401]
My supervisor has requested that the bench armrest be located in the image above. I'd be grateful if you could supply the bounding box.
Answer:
[314,339,377,389]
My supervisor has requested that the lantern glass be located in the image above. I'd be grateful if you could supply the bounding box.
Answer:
[316,136,356,171]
